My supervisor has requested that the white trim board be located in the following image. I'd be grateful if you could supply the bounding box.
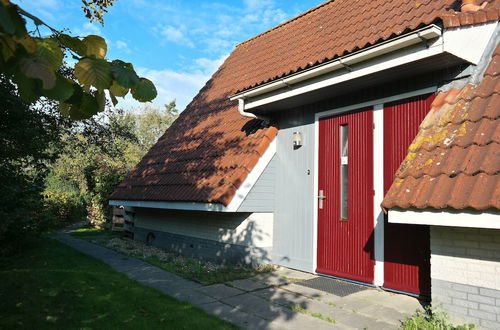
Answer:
[109,138,277,213]
[389,209,500,229]
[233,22,497,112]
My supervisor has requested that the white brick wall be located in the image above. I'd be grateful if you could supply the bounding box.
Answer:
[431,226,500,329]
[431,227,500,291]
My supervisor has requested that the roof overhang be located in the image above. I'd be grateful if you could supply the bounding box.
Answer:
[388,208,500,230]
[109,138,277,212]
[231,22,497,115]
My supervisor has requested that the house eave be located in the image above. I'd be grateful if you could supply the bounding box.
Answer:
[231,22,497,114]
[109,138,277,213]
[388,208,500,229]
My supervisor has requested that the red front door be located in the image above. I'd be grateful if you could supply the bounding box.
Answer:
[383,93,434,296]
[317,108,374,284]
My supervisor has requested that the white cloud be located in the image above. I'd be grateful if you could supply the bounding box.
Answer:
[115,40,131,53]
[73,22,101,36]
[160,25,194,47]
[115,53,227,112]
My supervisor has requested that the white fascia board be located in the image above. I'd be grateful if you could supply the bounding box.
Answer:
[108,199,228,212]
[228,137,277,212]
[389,209,500,229]
[443,21,497,65]
[244,38,444,110]
[230,25,441,102]
[109,138,277,213]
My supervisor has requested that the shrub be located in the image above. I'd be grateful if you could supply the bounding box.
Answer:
[43,191,87,229]
[401,306,475,330]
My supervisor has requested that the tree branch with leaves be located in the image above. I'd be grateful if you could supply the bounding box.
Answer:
[0,0,157,119]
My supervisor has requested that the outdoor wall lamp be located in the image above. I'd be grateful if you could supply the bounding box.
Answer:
[292,131,303,149]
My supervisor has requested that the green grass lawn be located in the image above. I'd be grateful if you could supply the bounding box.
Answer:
[71,228,274,285]
[0,237,239,330]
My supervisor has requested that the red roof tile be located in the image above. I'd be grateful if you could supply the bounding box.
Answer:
[112,0,499,206]
[382,44,500,211]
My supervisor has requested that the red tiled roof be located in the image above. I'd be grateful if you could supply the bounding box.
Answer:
[111,0,499,206]
[382,45,500,211]
[233,0,500,93]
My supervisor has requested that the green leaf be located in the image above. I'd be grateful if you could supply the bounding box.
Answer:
[79,92,100,118]
[58,34,86,56]
[19,56,56,89]
[14,35,36,53]
[66,92,99,120]
[75,58,112,89]
[0,2,27,37]
[96,89,106,112]
[11,68,41,103]
[110,60,138,89]
[131,78,157,102]
[66,84,83,105]
[59,102,71,117]
[35,38,63,69]
[0,33,17,60]
[41,74,74,102]
[109,91,118,106]
[82,34,107,59]
[109,80,128,97]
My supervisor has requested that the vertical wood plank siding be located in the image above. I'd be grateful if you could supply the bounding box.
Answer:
[317,108,375,284]
[383,93,434,295]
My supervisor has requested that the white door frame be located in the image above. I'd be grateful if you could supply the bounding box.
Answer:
[312,86,437,286]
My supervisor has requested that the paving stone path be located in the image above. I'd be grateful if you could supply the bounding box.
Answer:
[55,233,424,329]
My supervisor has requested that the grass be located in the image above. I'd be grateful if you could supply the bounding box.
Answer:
[0,237,239,330]
[289,304,336,324]
[71,228,274,285]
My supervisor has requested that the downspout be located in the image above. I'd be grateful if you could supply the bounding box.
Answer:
[237,98,271,122]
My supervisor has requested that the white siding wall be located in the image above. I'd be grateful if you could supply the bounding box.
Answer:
[273,109,316,272]
[134,208,273,248]
[238,155,276,212]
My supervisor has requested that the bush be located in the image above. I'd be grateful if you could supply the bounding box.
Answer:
[401,306,475,330]
[43,191,87,229]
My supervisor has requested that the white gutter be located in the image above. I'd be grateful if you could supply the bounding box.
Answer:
[230,25,442,106]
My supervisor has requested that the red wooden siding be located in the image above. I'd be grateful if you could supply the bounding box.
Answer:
[317,108,374,284]
[383,93,435,296]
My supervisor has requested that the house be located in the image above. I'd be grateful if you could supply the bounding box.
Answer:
[109,0,500,327]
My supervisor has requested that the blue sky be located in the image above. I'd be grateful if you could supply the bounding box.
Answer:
[14,0,320,111]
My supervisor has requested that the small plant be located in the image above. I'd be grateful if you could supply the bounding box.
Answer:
[289,304,336,324]
[401,306,475,330]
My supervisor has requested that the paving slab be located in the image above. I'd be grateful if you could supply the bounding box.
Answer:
[252,287,309,307]
[273,266,317,281]
[222,293,295,321]
[169,288,216,305]
[199,301,271,330]
[228,278,270,291]
[250,273,292,287]
[55,232,423,330]
[195,283,245,299]
[282,282,337,300]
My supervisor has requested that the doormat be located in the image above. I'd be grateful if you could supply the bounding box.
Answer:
[297,276,368,297]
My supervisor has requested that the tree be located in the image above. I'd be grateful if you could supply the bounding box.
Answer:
[0,73,67,254]
[0,0,157,119]
[135,100,179,152]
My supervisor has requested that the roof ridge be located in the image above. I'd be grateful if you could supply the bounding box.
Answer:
[397,170,500,181]
[418,110,499,130]
[408,140,499,153]
[236,0,335,47]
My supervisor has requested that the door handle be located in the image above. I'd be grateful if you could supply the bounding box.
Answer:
[318,189,326,209]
